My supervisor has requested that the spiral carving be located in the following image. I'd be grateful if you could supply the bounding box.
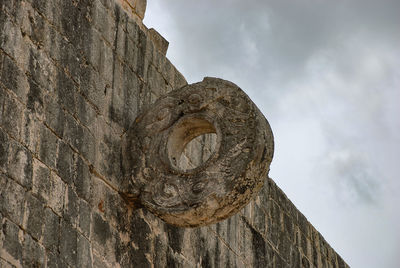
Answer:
[123,77,274,227]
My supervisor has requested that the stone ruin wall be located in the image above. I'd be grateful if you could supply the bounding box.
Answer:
[0,0,349,267]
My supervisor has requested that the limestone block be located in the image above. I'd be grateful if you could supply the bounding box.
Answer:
[43,208,60,252]
[1,219,23,267]
[135,0,147,20]
[149,28,169,56]
[60,221,78,267]
[22,233,45,268]
[0,175,26,226]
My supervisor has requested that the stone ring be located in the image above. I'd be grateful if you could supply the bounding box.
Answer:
[123,77,274,227]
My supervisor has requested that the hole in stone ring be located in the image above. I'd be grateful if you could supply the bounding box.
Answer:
[167,117,218,172]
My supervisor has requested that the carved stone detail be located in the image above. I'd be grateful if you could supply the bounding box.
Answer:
[123,77,274,227]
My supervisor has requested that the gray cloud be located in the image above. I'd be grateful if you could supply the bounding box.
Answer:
[144,1,400,267]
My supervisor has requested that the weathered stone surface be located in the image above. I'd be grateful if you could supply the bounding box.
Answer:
[43,207,60,252]
[1,218,23,267]
[0,174,26,226]
[59,221,78,266]
[116,0,146,20]
[149,28,169,56]
[0,0,349,267]
[123,77,274,227]
[22,233,45,268]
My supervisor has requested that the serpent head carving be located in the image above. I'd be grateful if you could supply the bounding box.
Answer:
[122,77,274,227]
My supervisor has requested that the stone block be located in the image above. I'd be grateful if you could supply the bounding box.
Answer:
[126,18,139,44]
[297,211,311,238]
[0,52,30,104]
[56,140,75,184]
[27,47,58,96]
[64,186,79,226]
[32,161,65,215]
[248,202,267,237]
[137,80,151,110]
[1,218,23,267]
[274,185,296,218]
[148,28,168,56]
[77,234,93,268]
[86,28,114,85]
[123,34,139,73]
[256,180,270,211]
[92,212,112,246]
[43,207,60,252]
[160,58,176,88]
[0,0,18,14]
[282,212,295,243]
[165,225,184,254]
[301,255,311,268]
[1,87,24,140]
[109,62,126,125]
[266,200,281,247]
[80,68,111,118]
[44,94,65,138]
[114,10,128,58]
[0,259,14,268]
[91,211,120,265]
[104,188,128,228]
[299,233,309,257]
[28,0,62,30]
[311,233,322,267]
[125,213,152,267]
[21,110,41,154]
[135,0,146,20]
[24,193,45,241]
[78,199,92,238]
[0,174,26,226]
[90,0,116,46]
[337,254,348,268]
[122,65,139,116]
[80,126,97,165]
[63,113,96,162]
[60,221,78,267]
[75,93,97,131]
[173,67,188,90]
[93,251,112,268]
[0,10,30,72]
[147,65,166,99]
[22,233,45,268]
[290,248,301,268]
[18,2,47,49]
[109,66,139,131]
[319,233,329,259]
[59,0,93,53]
[55,68,77,114]
[38,124,59,169]
[277,236,293,263]
[0,128,10,171]
[74,156,92,203]
[136,27,151,80]
[46,252,66,268]
[6,140,33,189]
[99,0,115,11]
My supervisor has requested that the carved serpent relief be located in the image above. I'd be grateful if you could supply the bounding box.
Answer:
[122,77,274,227]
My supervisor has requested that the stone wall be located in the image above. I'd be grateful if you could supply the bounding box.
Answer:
[0,0,349,267]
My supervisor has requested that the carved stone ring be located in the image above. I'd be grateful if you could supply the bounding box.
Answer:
[123,77,274,227]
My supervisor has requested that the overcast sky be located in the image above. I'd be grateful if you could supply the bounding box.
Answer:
[144,1,400,267]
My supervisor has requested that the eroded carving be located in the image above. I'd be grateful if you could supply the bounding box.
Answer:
[122,77,274,227]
